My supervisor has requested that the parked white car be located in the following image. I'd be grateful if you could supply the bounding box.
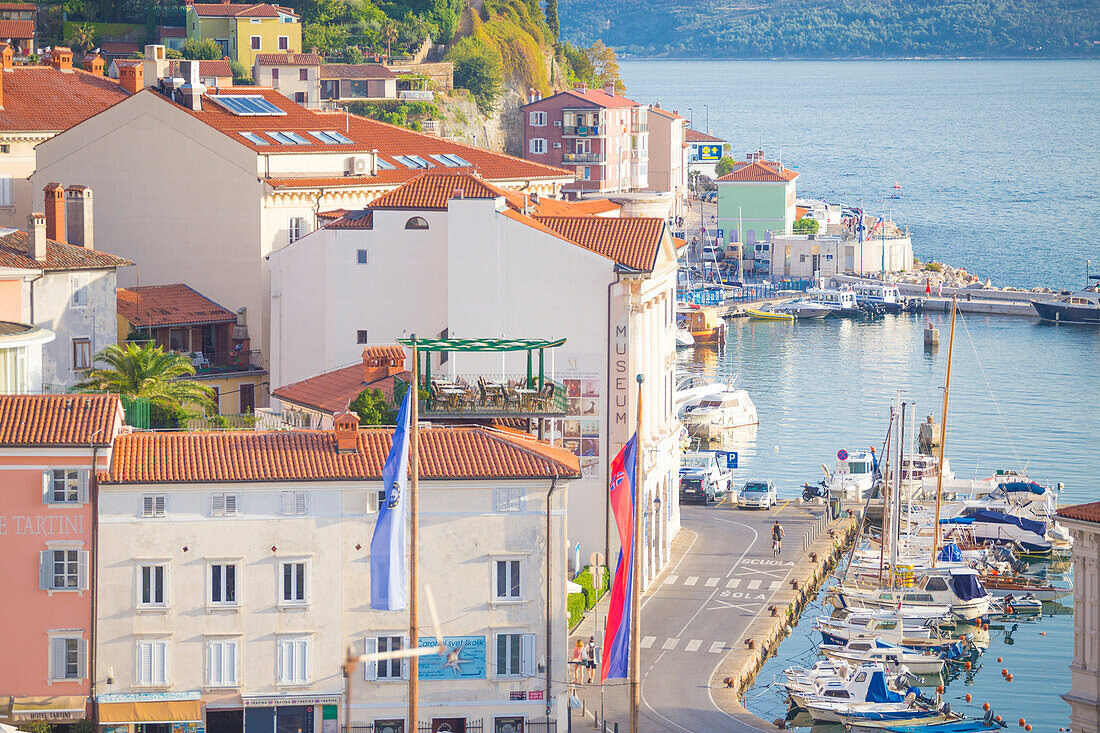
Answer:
[738,479,777,510]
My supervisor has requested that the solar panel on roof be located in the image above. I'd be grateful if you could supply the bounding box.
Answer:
[210,94,286,116]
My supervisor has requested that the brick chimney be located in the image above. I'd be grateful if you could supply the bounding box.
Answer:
[362,345,406,384]
[65,186,93,249]
[119,63,143,94]
[26,212,46,260]
[83,53,105,75]
[603,81,614,97]
[43,183,65,243]
[0,43,12,71]
[333,411,359,453]
[573,82,587,93]
[50,46,73,72]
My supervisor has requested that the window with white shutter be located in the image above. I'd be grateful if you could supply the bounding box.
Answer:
[494,559,522,601]
[280,490,308,515]
[141,495,166,518]
[0,174,12,207]
[211,493,238,517]
[43,469,87,504]
[278,638,310,684]
[520,633,537,677]
[40,549,87,591]
[49,636,85,680]
[139,564,167,607]
[207,640,239,686]
[528,138,547,155]
[136,639,168,686]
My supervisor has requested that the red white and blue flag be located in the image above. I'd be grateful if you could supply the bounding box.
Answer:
[866,216,885,238]
[600,433,638,682]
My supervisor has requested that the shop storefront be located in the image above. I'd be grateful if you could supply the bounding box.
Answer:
[97,691,203,733]
[241,694,340,733]
[2,696,89,728]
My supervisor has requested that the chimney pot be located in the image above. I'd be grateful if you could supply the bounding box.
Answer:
[65,186,93,249]
[603,81,614,96]
[0,43,12,72]
[43,183,65,244]
[26,212,46,260]
[49,46,73,72]
[452,187,464,199]
[82,53,105,75]
[119,63,144,94]
[333,411,360,452]
[573,82,586,93]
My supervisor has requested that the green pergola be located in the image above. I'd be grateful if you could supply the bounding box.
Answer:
[397,337,567,388]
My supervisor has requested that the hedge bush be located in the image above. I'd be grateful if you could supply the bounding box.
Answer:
[567,592,585,629]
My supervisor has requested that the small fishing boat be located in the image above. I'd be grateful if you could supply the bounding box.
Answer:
[1031,288,1100,324]
[989,593,1043,617]
[824,449,879,501]
[850,712,1007,733]
[940,510,1052,556]
[826,568,992,622]
[746,308,795,322]
[674,328,695,347]
[851,282,907,313]
[979,573,1071,602]
[805,287,863,317]
[819,640,946,676]
[682,389,759,439]
[677,305,727,344]
[785,662,913,709]
[775,300,832,319]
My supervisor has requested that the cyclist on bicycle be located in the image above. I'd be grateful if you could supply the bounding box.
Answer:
[772,520,784,556]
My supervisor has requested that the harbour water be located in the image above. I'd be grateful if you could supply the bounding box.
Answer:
[620,59,1100,290]
[677,311,1097,728]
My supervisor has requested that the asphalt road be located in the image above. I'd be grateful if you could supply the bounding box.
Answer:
[574,497,826,732]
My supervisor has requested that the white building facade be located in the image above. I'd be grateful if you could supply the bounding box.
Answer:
[268,172,682,585]
[96,421,578,733]
[1058,503,1100,733]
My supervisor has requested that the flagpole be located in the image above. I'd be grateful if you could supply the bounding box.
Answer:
[630,373,644,733]
[408,336,420,730]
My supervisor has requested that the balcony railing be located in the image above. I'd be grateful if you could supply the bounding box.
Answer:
[562,125,601,137]
[632,123,648,132]
[420,374,566,417]
[177,350,265,376]
[562,152,604,163]
[399,90,434,101]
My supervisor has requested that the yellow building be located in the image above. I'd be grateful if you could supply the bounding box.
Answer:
[185,1,301,68]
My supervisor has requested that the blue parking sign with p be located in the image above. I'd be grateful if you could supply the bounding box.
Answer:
[726,452,738,469]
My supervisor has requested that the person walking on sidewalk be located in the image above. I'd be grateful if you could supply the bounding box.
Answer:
[584,636,598,684]
[570,639,584,686]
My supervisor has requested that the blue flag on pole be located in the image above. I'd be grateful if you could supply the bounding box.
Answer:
[369,388,412,610]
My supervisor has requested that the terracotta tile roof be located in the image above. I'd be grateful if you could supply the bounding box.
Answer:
[255,52,321,65]
[369,171,505,210]
[1057,501,1100,525]
[0,232,132,270]
[648,106,683,120]
[685,128,725,143]
[102,425,580,483]
[362,343,405,362]
[189,2,283,17]
[531,215,664,271]
[526,87,640,110]
[0,19,31,37]
[100,41,141,55]
[169,59,233,78]
[111,58,141,69]
[273,363,408,414]
[326,209,373,229]
[157,25,186,37]
[0,3,36,11]
[317,208,349,220]
[320,63,395,80]
[117,283,236,327]
[717,159,798,183]
[151,88,569,182]
[0,394,122,446]
[568,199,621,215]
[0,65,130,133]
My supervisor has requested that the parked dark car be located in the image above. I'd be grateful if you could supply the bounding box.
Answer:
[680,473,717,505]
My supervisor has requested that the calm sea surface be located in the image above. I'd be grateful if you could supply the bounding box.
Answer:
[677,312,1097,729]
[620,60,1100,289]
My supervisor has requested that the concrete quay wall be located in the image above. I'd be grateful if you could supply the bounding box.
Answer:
[709,514,860,728]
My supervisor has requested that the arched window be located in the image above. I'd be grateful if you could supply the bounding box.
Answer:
[404,216,429,230]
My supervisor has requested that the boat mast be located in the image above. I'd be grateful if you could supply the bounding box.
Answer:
[879,405,894,585]
[892,401,906,588]
[931,297,958,568]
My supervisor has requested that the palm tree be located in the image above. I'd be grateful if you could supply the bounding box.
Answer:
[74,342,215,412]
[382,23,398,60]
[69,23,96,54]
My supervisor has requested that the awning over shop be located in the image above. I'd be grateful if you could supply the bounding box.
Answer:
[9,696,87,722]
[98,692,202,724]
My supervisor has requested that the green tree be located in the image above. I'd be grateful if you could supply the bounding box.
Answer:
[545,0,559,39]
[349,387,397,425]
[793,217,820,234]
[228,59,251,82]
[447,36,502,114]
[715,156,736,177]
[68,23,97,52]
[381,21,398,58]
[585,39,624,94]
[74,342,216,414]
[180,37,223,60]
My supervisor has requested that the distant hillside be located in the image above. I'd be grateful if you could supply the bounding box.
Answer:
[557,0,1100,57]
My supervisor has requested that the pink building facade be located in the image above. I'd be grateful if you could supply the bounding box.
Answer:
[0,394,124,726]
[520,83,649,197]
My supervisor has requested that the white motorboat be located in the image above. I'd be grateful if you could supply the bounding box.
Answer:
[682,389,759,439]
[851,282,905,313]
[805,287,862,317]
[826,567,992,622]
[819,640,946,676]
[675,328,695,347]
[785,662,913,710]
[673,374,726,417]
[825,449,878,501]
[815,616,934,644]
[775,299,832,319]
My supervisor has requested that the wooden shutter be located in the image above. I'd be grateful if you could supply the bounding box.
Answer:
[401,635,410,680]
[363,637,378,681]
[520,633,537,677]
[225,494,237,516]
[281,491,293,515]
[155,495,166,517]
[40,550,52,590]
[212,494,225,516]
[156,640,168,684]
[77,551,89,590]
[279,639,293,682]
[77,638,88,680]
[42,470,52,504]
[77,470,90,504]
[50,638,65,679]
[295,491,308,515]
[208,642,221,684]
[142,495,154,517]
[225,641,237,684]
[137,641,152,685]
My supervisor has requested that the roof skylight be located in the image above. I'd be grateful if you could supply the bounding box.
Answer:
[308,130,355,145]
[431,153,471,167]
[375,158,395,170]
[209,94,286,116]
[240,131,269,145]
[270,131,311,145]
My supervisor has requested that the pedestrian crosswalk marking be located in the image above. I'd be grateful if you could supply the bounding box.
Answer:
[709,641,727,654]
[685,639,702,652]
[726,578,741,589]
[665,575,679,585]
[641,636,656,649]
[747,579,762,590]
[705,577,718,587]
[662,638,679,650]
[769,580,782,590]
[684,576,699,586]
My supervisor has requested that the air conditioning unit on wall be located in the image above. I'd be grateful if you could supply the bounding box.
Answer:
[347,156,370,175]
